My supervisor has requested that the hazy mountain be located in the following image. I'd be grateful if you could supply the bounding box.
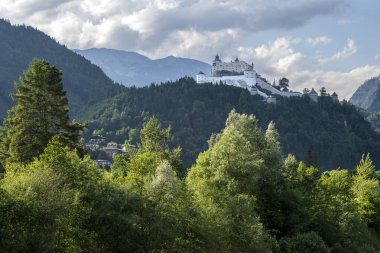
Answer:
[350,75,380,112]
[0,19,122,118]
[74,48,211,87]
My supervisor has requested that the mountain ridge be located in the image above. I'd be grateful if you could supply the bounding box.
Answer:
[74,48,211,87]
[350,75,380,112]
[0,19,123,118]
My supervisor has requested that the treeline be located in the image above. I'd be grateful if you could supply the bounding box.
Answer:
[80,77,380,170]
[1,60,380,252]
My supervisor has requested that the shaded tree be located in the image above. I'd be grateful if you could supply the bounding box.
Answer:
[320,87,328,96]
[0,59,85,167]
[279,77,289,89]
[302,88,310,94]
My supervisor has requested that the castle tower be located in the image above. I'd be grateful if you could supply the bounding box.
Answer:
[212,54,222,76]
[266,95,277,104]
[249,85,258,95]
[331,92,338,101]
[308,88,318,102]
[213,54,221,63]
[196,71,206,83]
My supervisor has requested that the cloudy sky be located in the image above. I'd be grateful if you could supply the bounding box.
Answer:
[1,0,379,98]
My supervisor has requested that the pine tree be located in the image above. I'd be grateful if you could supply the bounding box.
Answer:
[0,59,85,167]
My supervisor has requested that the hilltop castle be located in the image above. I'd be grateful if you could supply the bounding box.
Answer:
[212,55,254,76]
[196,54,340,103]
[196,55,302,101]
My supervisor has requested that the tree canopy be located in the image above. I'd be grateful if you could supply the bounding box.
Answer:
[1,60,380,252]
[1,109,380,252]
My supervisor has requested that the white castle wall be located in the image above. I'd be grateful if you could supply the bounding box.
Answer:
[250,86,269,98]
[196,72,256,90]
[256,78,301,97]
[197,55,302,99]
[212,60,253,76]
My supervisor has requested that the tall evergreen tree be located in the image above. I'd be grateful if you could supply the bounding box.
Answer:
[0,59,85,167]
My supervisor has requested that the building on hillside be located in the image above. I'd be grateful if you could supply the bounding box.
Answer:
[196,54,302,100]
[86,142,100,151]
[86,137,135,167]
[89,135,106,143]
[86,135,106,151]
[95,160,111,168]
[266,96,277,104]
[308,88,318,102]
[331,92,338,101]
[249,85,259,96]
[212,55,254,76]
[122,144,137,153]
[103,142,124,158]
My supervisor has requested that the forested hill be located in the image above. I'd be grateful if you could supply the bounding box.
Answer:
[79,77,380,170]
[0,19,123,118]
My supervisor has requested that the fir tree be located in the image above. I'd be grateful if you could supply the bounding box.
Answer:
[0,59,85,167]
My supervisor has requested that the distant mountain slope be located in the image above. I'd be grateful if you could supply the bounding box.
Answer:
[350,75,380,112]
[74,48,211,87]
[79,78,380,170]
[0,19,123,118]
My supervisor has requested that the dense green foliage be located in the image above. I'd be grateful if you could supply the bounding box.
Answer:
[80,77,380,170]
[1,110,380,252]
[0,60,85,166]
[0,19,123,118]
[367,111,380,132]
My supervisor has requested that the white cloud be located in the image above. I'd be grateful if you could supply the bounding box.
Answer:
[290,66,380,99]
[235,38,378,99]
[148,28,241,60]
[307,36,332,46]
[318,38,357,65]
[376,54,380,60]
[0,0,347,60]
[238,38,303,75]
[337,19,351,25]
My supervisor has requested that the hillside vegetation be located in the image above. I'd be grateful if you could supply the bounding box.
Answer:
[80,77,380,170]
